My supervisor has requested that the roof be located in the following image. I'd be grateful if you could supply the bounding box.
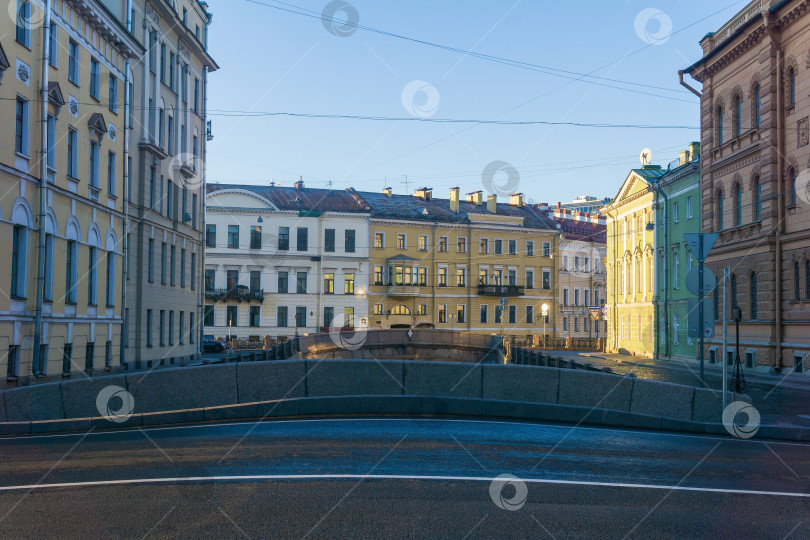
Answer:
[630,166,668,180]
[206,183,370,214]
[352,189,557,230]
[554,217,606,244]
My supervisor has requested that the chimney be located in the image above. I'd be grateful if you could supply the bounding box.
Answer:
[466,191,483,205]
[449,187,460,213]
[414,187,433,200]
[486,194,497,214]
[269,181,275,187]
[679,150,689,166]
[510,193,524,207]
[383,187,393,197]
[294,177,304,190]
[689,141,701,162]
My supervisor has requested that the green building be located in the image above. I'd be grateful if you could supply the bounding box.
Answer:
[651,143,701,362]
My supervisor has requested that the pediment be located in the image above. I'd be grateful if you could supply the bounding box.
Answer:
[615,171,650,203]
[48,81,65,106]
[88,112,107,136]
[0,41,8,71]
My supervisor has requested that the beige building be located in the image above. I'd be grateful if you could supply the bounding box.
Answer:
[685,0,810,372]
[1,0,141,380]
[125,0,217,367]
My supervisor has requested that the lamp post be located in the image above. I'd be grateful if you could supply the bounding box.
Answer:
[541,303,549,348]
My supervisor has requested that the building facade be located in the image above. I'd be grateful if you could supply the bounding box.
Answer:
[125,0,217,366]
[604,167,657,357]
[685,0,810,372]
[1,0,141,381]
[356,187,558,341]
[553,212,607,340]
[557,196,613,215]
[204,182,370,340]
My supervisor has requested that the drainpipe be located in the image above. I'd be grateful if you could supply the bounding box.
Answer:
[678,70,702,98]
[120,0,133,367]
[32,0,53,378]
[764,11,784,371]
[606,207,618,351]
[648,180,669,361]
[199,63,209,352]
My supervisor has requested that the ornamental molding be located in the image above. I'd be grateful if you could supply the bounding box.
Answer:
[798,117,809,147]
[709,143,761,178]
[145,3,160,25]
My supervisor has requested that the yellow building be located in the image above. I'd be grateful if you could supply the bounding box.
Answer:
[604,166,659,357]
[1,1,141,380]
[353,187,558,340]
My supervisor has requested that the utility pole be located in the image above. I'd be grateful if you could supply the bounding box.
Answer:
[698,235,705,381]
[722,267,729,414]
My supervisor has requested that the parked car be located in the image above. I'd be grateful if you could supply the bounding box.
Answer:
[203,339,226,353]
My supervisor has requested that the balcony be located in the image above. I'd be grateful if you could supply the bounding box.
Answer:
[205,286,264,303]
[388,284,421,296]
[477,284,525,297]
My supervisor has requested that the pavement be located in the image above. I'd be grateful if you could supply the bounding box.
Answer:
[0,417,808,538]
[550,351,810,427]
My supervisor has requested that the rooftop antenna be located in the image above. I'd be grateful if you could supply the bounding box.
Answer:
[401,174,410,194]
[327,180,333,191]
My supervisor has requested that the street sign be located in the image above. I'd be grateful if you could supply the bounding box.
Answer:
[589,308,601,321]
[687,298,715,338]
[683,233,719,262]
[686,267,717,296]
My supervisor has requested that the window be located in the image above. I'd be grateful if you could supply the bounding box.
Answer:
[167,115,174,154]
[66,239,78,303]
[205,269,215,291]
[508,239,517,255]
[206,225,216,248]
[277,306,288,327]
[324,273,334,294]
[788,68,796,107]
[278,271,288,293]
[160,243,167,285]
[542,242,551,257]
[494,305,502,324]
[526,269,534,289]
[716,106,724,145]
[44,234,54,302]
[753,177,761,221]
[46,115,56,170]
[508,305,517,324]
[87,246,98,305]
[373,266,383,286]
[574,289,580,306]
[750,272,758,320]
[106,250,115,306]
[191,253,196,290]
[89,140,100,188]
[278,227,292,251]
[479,238,489,254]
[168,311,175,345]
[789,168,797,207]
[716,191,724,231]
[250,226,262,249]
[795,262,801,301]
[109,75,118,113]
[15,97,28,155]
[146,310,153,346]
[563,288,569,306]
[167,180,175,218]
[458,237,468,253]
[194,78,200,114]
[90,58,100,100]
[147,239,154,283]
[16,1,32,47]
[227,306,237,328]
[296,272,307,294]
[170,246,176,285]
[345,230,356,253]
[438,304,447,323]
[479,268,488,285]
[397,234,407,250]
[438,267,447,287]
[249,306,261,327]
[754,84,761,127]
[673,202,679,223]
[179,312,185,344]
[494,239,503,255]
[182,7,188,25]
[686,196,693,220]
[418,267,427,285]
[733,95,742,137]
[673,250,680,289]
[324,307,335,328]
[344,273,355,294]
[225,270,238,292]
[324,229,335,252]
[158,108,165,148]
[160,43,166,82]
[734,184,742,226]
[68,40,79,84]
[295,307,306,328]
[418,235,428,251]
[374,232,384,248]
[456,268,466,287]
[169,52,175,90]
[107,152,116,195]
[296,228,308,251]
[493,268,502,285]
[526,305,534,324]
[479,304,489,323]
[192,136,198,170]
[807,261,810,299]
[542,270,551,290]
[457,304,466,324]
[714,288,720,321]
[344,307,355,328]
[227,225,239,249]
[10,225,28,298]
[67,128,78,178]
[526,241,534,256]
[731,273,739,311]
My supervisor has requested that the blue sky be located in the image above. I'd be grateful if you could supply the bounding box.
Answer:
[204,0,749,205]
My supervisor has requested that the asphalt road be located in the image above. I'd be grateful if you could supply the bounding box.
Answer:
[0,418,808,539]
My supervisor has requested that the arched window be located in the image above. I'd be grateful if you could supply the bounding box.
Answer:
[734,95,742,137]
[390,304,411,315]
[731,273,738,311]
[750,272,758,320]
[713,287,720,320]
[788,168,797,206]
[788,68,796,106]
[753,176,761,221]
[795,261,801,300]
[754,84,761,127]
[716,190,724,231]
[717,106,724,145]
[805,260,810,299]
[734,183,742,226]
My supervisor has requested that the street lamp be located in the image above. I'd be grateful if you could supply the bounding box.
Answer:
[541,303,549,348]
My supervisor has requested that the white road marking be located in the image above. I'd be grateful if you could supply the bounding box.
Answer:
[1,417,809,447]
[0,474,808,498]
